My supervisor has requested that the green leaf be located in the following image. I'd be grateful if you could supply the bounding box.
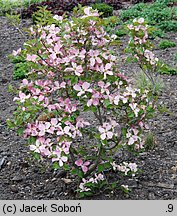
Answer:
[71,76,78,85]
[111,182,117,189]
[63,164,70,171]
[98,164,105,172]
[128,112,135,118]
[104,161,111,169]
[17,128,24,136]
[103,99,110,108]
[98,142,103,149]
[32,152,41,161]
[53,162,59,169]
[6,119,15,128]
[83,105,90,112]
[28,136,36,145]
[77,170,84,178]
[23,113,31,121]
[122,128,127,137]
[91,106,97,113]
[71,168,77,175]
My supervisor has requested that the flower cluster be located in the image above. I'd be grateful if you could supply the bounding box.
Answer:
[127,18,148,45]
[75,159,90,173]
[98,119,118,140]
[127,18,159,67]
[111,161,138,176]
[144,49,159,65]
[79,173,105,192]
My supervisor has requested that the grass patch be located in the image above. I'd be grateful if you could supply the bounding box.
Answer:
[0,0,45,15]
[159,21,177,32]
[158,64,177,75]
[92,3,113,17]
[120,0,177,34]
[144,132,157,151]
[174,53,177,61]
[115,26,127,37]
[10,55,29,80]
[158,40,176,49]
[134,70,164,95]
[148,27,165,39]
[13,62,29,80]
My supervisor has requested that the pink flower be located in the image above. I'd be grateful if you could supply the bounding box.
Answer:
[114,94,121,105]
[129,103,140,117]
[100,63,113,79]
[128,163,138,173]
[79,179,91,192]
[30,143,40,153]
[26,54,38,62]
[144,49,158,65]
[22,79,29,86]
[121,184,129,191]
[75,159,90,173]
[53,15,63,21]
[51,118,58,127]
[126,128,140,145]
[138,18,144,24]
[29,138,51,156]
[73,82,92,96]
[89,50,102,67]
[52,147,68,167]
[63,126,72,137]
[38,123,46,136]
[12,48,21,56]
[64,62,83,76]
[52,155,68,167]
[79,49,86,60]
[76,117,90,128]
[128,136,137,145]
[127,24,134,30]
[87,92,100,107]
[54,41,62,54]
[94,173,104,182]
[81,7,99,19]
[98,123,113,140]
[58,141,71,155]
[13,91,31,103]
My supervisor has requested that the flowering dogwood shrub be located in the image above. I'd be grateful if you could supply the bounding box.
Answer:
[8,6,156,197]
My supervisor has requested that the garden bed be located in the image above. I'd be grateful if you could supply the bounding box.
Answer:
[0,11,177,199]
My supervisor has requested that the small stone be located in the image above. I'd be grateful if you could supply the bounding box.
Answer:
[174,179,177,185]
[24,186,31,192]
[128,179,138,188]
[1,76,8,83]
[148,192,155,200]
[53,170,67,178]
[157,183,174,189]
[11,185,18,193]
[0,156,6,169]
[12,175,23,182]
[62,178,72,184]
[51,178,57,182]
[7,161,11,166]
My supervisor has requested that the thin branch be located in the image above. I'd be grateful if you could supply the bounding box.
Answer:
[103,136,122,151]
[69,146,78,169]
[84,145,103,178]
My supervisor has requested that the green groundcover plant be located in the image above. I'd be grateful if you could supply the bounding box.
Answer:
[7,6,160,197]
[158,39,176,49]
[92,3,113,17]
[120,0,177,33]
